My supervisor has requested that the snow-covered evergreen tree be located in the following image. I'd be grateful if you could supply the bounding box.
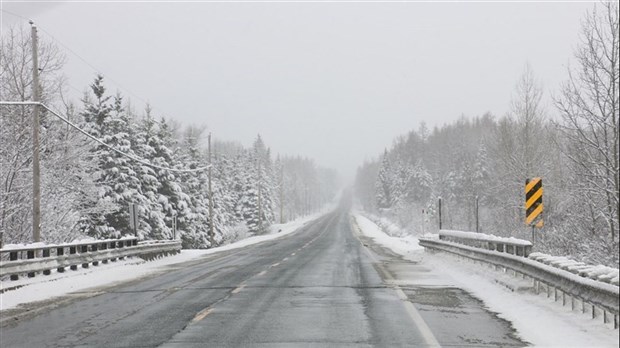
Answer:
[375,151,396,211]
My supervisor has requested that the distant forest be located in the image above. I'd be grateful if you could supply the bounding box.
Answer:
[1,33,339,249]
[355,3,618,267]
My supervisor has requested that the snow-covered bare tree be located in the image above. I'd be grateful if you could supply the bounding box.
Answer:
[490,64,551,236]
[1,26,104,245]
[555,2,619,244]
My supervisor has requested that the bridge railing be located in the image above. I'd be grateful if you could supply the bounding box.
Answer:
[419,233,619,329]
[0,238,181,281]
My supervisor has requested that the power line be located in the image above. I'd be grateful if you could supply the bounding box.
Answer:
[1,10,173,124]
[0,101,211,173]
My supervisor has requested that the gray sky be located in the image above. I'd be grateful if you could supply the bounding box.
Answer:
[1,1,593,181]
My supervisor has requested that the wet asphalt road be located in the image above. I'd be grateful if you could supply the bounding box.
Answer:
[0,206,526,347]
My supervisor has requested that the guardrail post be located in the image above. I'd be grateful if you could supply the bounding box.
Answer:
[57,247,65,272]
[603,310,608,324]
[42,248,51,275]
[615,314,618,330]
[27,250,35,277]
[70,246,77,270]
[110,241,117,261]
[562,292,566,306]
[81,245,89,268]
[582,299,586,313]
[9,251,18,280]
[101,242,108,264]
[118,240,125,260]
[592,305,597,319]
[92,243,99,266]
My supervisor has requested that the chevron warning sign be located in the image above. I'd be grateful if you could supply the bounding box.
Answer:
[525,178,543,228]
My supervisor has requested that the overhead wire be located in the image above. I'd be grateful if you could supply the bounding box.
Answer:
[0,101,211,173]
[1,9,177,127]
[1,11,211,173]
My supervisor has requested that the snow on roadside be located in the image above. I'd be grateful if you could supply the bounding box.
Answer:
[353,213,423,258]
[353,212,619,348]
[0,212,324,311]
[426,254,618,348]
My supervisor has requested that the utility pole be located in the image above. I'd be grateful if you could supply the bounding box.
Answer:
[30,21,41,243]
[208,133,214,246]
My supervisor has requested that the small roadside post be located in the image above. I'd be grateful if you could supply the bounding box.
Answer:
[438,197,442,230]
[172,216,177,240]
[475,195,479,233]
[129,203,139,237]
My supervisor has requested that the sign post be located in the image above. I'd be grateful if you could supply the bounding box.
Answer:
[172,216,177,240]
[129,203,139,237]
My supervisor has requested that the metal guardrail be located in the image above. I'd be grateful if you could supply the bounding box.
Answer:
[439,230,533,257]
[419,237,619,329]
[0,238,181,280]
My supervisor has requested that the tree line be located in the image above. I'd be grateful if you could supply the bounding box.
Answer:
[0,27,339,248]
[355,3,618,267]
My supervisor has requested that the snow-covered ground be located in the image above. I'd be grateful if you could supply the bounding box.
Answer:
[353,212,619,348]
[0,212,325,311]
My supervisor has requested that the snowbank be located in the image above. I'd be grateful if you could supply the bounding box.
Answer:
[353,213,423,259]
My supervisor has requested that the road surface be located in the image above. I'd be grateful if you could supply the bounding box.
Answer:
[1,205,526,347]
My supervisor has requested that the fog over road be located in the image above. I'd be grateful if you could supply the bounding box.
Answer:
[1,203,525,347]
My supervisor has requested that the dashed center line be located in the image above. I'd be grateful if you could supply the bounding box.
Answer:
[231,284,245,294]
[191,307,213,322]
[257,270,267,276]
[271,262,280,267]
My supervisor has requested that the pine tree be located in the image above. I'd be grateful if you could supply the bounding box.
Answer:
[375,150,395,210]
[81,77,146,238]
[133,106,168,240]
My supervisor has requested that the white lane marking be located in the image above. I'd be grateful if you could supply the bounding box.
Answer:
[291,252,296,256]
[351,216,441,348]
[375,261,441,348]
[271,262,280,267]
[231,284,245,294]
[257,270,267,276]
[282,257,289,261]
[191,307,213,322]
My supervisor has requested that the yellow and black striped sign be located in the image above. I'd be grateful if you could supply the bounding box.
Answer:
[525,177,544,228]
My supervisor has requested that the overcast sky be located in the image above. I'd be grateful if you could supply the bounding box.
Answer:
[1,1,593,181]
